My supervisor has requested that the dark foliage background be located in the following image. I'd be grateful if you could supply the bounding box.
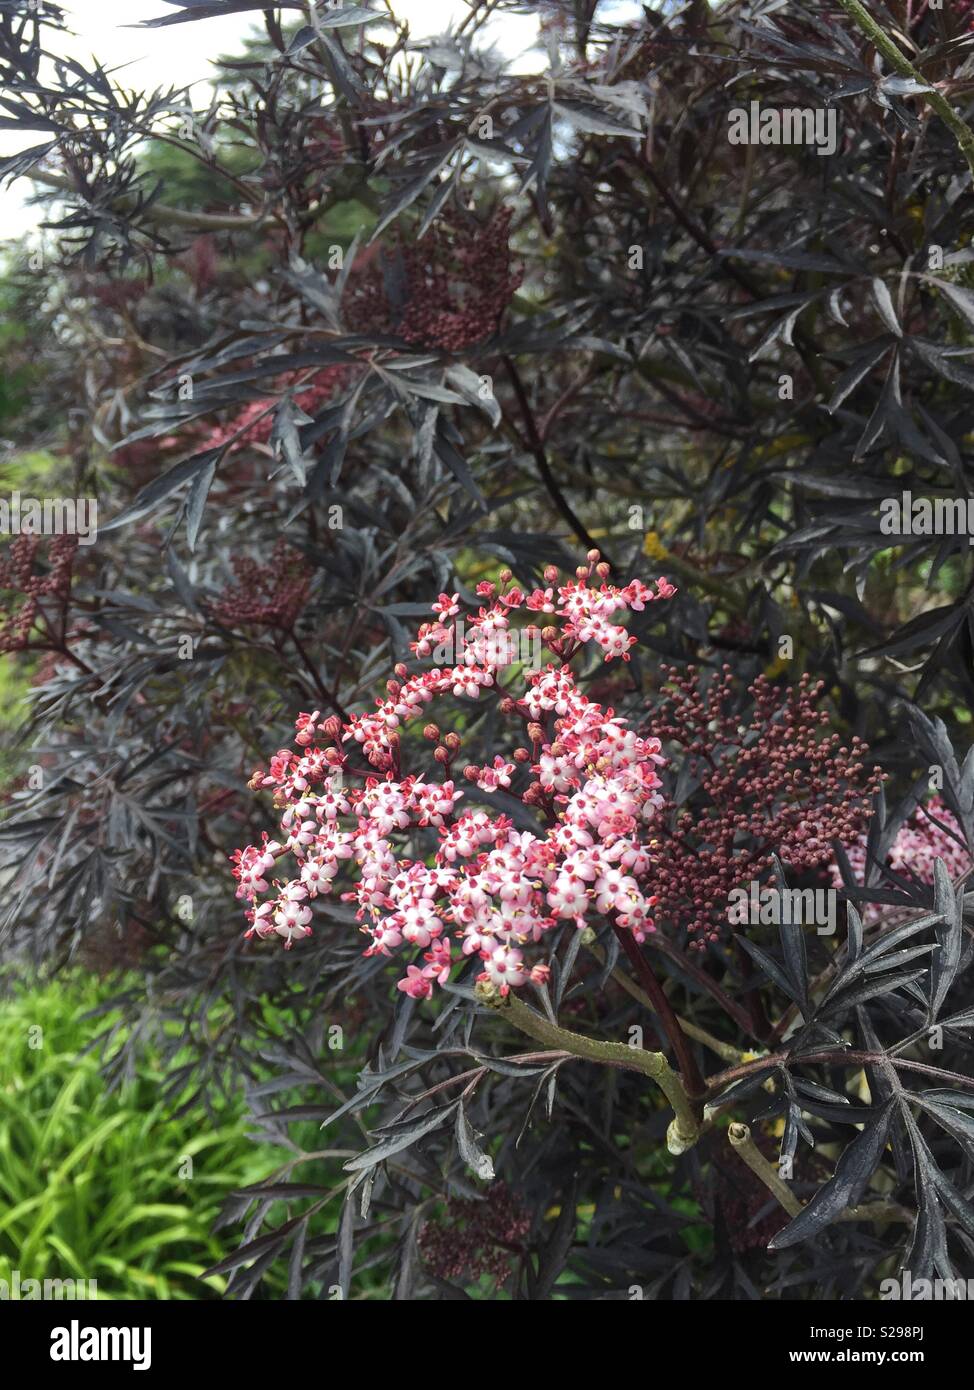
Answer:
[2,0,974,1300]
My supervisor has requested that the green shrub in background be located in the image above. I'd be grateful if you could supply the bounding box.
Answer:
[0,972,284,1300]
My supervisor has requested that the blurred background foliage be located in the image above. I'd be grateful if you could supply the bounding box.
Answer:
[0,970,282,1298]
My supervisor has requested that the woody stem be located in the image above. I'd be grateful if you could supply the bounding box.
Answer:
[476,981,702,1153]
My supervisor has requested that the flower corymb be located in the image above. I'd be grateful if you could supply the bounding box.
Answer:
[232,554,675,1000]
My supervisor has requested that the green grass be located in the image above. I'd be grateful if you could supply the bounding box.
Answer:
[0,972,284,1299]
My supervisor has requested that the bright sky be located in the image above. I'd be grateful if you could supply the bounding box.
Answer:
[0,0,545,238]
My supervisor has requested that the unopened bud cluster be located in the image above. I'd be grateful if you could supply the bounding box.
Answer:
[0,534,78,654]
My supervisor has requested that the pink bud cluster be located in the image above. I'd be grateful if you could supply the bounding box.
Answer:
[209,538,312,630]
[649,668,883,946]
[344,208,523,352]
[0,535,78,654]
[232,555,676,1002]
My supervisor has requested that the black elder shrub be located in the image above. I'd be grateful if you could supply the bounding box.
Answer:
[1,0,973,1301]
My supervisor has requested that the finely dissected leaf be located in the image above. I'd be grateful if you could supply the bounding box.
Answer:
[821,912,940,1005]
[737,936,803,1011]
[778,910,809,1020]
[445,364,502,428]
[184,455,216,551]
[372,151,455,240]
[769,1105,894,1249]
[315,7,384,30]
[900,1114,954,1281]
[532,1177,577,1298]
[554,103,641,139]
[140,1,304,25]
[455,1105,495,1181]
[929,857,963,1020]
[826,340,894,413]
[871,278,902,336]
[926,276,974,330]
[343,1103,458,1172]
[101,447,226,532]
[914,1094,974,1152]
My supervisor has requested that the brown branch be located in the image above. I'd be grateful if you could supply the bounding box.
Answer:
[29,169,267,231]
[705,1048,974,1101]
[584,938,746,1064]
[288,629,351,724]
[501,354,611,564]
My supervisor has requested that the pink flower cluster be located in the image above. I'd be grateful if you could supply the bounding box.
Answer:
[232,555,676,1001]
[833,794,970,916]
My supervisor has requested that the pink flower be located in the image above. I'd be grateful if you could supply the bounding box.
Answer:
[526,587,556,613]
[401,900,443,948]
[412,778,463,826]
[366,920,404,956]
[473,756,515,792]
[422,937,453,985]
[300,857,337,896]
[294,710,321,746]
[272,884,313,946]
[397,965,433,999]
[478,942,527,995]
